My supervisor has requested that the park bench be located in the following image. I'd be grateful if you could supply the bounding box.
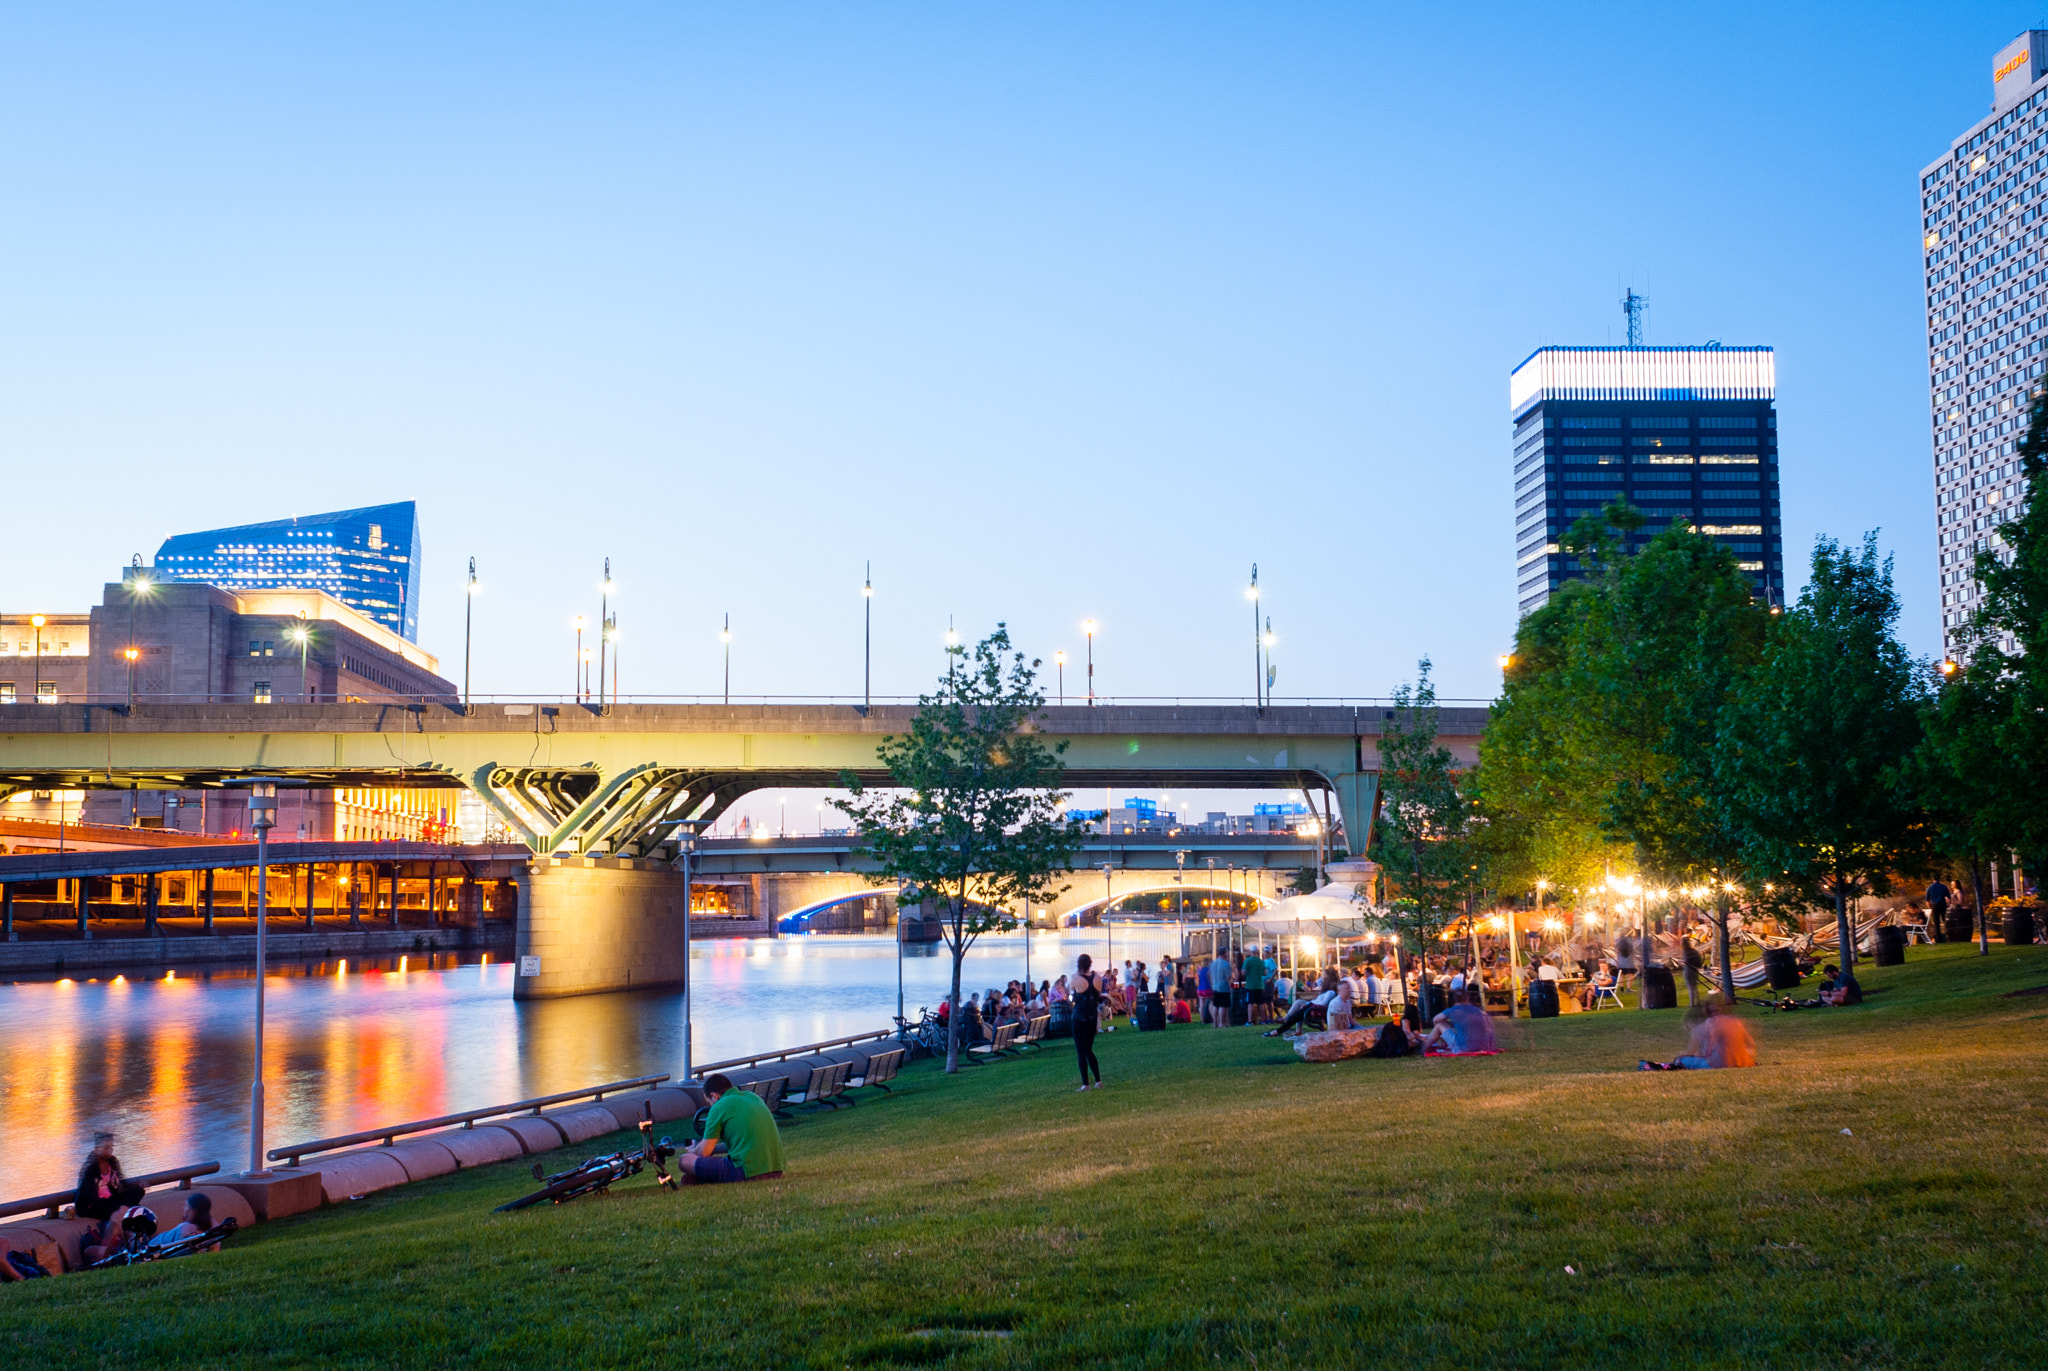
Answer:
[1013,1014,1051,1051]
[784,1059,853,1112]
[848,1046,905,1094]
[966,1020,1020,1062]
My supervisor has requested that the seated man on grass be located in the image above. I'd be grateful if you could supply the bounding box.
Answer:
[1818,964,1863,1006]
[1421,988,1498,1055]
[680,1074,786,1185]
[1641,997,1757,1070]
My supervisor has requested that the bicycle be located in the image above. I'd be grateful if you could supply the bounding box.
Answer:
[894,1006,948,1059]
[494,1101,677,1212]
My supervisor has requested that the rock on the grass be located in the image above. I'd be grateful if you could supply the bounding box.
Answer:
[1293,1029,1378,1062]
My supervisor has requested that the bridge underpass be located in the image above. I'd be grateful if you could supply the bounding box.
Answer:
[0,702,1483,996]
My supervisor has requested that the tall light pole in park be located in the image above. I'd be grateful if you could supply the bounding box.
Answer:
[464,558,478,710]
[862,564,872,714]
[1083,620,1097,707]
[1247,564,1261,707]
[243,781,279,1177]
[678,823,699,1082]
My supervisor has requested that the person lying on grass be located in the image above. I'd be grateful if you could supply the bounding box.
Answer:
[149,1193,221,1254]
[1420,988,1498,1055]
[1639,997,1757,1070]
[679,1074,786,1184]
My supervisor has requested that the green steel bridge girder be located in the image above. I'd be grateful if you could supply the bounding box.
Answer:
[0,703,1487,859]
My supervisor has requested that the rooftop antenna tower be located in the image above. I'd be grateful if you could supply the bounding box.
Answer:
[1622,287,1647,347]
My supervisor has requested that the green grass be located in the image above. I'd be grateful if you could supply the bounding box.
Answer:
[9,943,2048,1369]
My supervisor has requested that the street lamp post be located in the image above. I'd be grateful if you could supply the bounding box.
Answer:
[464,558,478,711]
[1264,618,1276,702]
[571,616,586,700]
[862,564,872,714]
[1101,864,1115,972]
[945,620,958,682]
[598,559,614,710]
[721,615,731,705]
[245,781,279,1177]
[289,625,311,703]
[126,556,153,707]
[1083,620,1096,707]
[1055,651,1066,705]
[124,648,139,711]
[31,615,45,704]
[678,825,698,1082]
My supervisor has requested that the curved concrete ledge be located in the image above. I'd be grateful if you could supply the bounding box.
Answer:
[143,1184,257,1231]
[490,1115,569,1154]
[593,1096,654,1132]
[647,1086,705,1122]
[0,1223,69,1275]
[10,1217,94,1271]
[429,1125,525,1168]
[540,1105,621,1144]
[381,1139,460,1182]
[309,1150,411,1203]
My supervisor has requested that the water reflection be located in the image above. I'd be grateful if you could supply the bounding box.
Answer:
[0,927,1181,1196]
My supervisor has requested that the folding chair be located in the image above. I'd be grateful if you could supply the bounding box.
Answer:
[1590,983,1624,1011]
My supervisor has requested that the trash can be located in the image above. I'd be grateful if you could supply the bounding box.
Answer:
[1641,965,1677,1009]
[2003,906,2037,946]
[1047,1001,1073,1039]
[1946,910,1977,944]
[1229,988,1249,1026]
[1141,992,1166,1031]
[1527,979,1560,1019]
[1874,925,1907,966]
[1763,946,1802,991]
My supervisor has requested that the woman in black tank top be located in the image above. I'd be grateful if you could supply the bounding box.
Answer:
[1072,954,1103,1089]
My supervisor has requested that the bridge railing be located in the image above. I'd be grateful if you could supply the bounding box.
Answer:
[696,1028,902,1074]
[267,1074,669,1167]
[0,693,1497,710]
[0,1161,220,1222]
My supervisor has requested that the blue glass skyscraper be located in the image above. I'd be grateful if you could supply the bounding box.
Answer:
[155,502,423,642]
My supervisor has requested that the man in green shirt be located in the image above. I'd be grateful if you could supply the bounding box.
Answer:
[1241,951,1270,1024]
[681,1073,786,1183]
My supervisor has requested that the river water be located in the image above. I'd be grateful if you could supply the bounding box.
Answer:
[0,927,1184,1198]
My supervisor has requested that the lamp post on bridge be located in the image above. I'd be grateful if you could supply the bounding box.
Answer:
[571,616,586,701]
[1054,651,1065,705]
[721,615,731,705]
[862,563,872,715]
[1247,564,1261,708]
[1083,620,1096,707]
[288,623,311,704]
[126,555,153,708]
[598,559,614,710]
[1101,863,1115,973]
[463,558,478,711]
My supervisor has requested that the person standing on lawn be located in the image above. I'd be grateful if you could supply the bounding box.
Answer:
[680,1074,786,1183]
[1208,948,1236,1028]
[1072,953,1104,1090]
[1241,948,1269,1024]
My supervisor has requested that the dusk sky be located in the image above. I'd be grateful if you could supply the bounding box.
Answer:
[0,3,2024,707]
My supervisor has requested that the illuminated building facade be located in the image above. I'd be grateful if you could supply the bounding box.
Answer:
[1508,346,1782,614]
[1920,32,2048,657]
[155,502,424,643]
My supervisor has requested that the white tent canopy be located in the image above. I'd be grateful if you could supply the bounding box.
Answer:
[1244,892,1375,937]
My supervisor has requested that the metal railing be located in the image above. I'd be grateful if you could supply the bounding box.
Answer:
[697,1028,900,1074]
[0,693,1498,710]
[267,1074,669,1168]
[0,1161,220,1222]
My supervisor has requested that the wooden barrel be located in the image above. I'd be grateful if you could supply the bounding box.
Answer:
[2003,907,2037,946]
[1527,979,1560,1019]
[1641,966,1678,1009]
[1874,925,1906,966]
[1763,946,1802,990]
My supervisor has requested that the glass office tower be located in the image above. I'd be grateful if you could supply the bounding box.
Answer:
[155,502,424,642]
[1920,31,2048,658]
[1509,346,1782,615]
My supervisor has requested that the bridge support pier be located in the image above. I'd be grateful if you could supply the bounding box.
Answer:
[76,879,90,941]
[513,856,689,1000]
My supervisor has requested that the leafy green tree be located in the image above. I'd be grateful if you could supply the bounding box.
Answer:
[1372,660,1477,1016]
[1917,664,2014,954]
[1720,535,1930,965]
[834,626,1081,1072]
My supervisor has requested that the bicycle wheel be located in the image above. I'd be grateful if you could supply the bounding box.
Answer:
[495,1169,601,1213]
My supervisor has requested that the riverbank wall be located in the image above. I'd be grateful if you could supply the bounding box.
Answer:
[0,924,513,976]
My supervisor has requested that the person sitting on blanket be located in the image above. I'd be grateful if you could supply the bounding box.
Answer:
[680,1074,786,1184]
[1422,988,1498,1054]
[1641,997,1757,1070]
[1818,964,1863,1006]
[1365,1019,1421,1058]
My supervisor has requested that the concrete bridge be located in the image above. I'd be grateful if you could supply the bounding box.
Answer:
[0,701,1486,996]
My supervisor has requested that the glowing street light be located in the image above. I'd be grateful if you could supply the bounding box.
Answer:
[1054,650,1067,704]
[721,614,732,705]
[862,563,873,714]
[1247,564,1262,706]
[463,557,479,710]
[287,623,312,703]
[571,615,587,700]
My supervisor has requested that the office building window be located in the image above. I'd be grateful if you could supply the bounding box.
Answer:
[0,683,13,703]
[37,682,57,703]
[253,681,272,704]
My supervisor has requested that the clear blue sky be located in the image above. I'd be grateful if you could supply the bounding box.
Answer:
[0,3,2021,702]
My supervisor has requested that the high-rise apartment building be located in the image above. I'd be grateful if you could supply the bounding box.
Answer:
[155,501,423,642]
[1920,32,2048,657]
[1508,345,1782,614]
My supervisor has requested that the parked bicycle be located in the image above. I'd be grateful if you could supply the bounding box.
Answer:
[494,1102,677,1212]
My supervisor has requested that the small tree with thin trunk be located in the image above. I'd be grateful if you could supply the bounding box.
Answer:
[1720,534,1930,965]
[835,626,1080,1073]
[1371,660,1476,1021]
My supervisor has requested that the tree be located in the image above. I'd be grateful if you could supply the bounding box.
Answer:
[834,626,1081,1072]
[1917,663,2015,955]
[1720,535,1930,965]
[1372,660,1477,1018]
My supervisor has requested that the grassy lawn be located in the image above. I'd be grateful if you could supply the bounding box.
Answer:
[8,943,2046,1369]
